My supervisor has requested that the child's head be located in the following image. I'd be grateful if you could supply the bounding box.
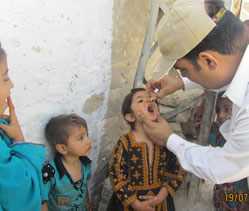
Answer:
[45,114,91,157]
[216,96,232,125]
[122,88,160,130]
[0,44,13,114]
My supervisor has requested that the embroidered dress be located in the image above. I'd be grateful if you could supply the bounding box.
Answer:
[108,132,185,211]
[0,119,46,211]
[42,154,91,211]
[209,123,249,211]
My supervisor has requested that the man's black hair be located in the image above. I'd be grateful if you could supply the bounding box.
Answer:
[184,11,246,67]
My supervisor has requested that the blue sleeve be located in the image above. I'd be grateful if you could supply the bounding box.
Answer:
[0,136,11,163]
[0,119,47,210]
[0,120,12,162]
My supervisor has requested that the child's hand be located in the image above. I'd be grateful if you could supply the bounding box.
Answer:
[156,187,169,204]
[142,187,168,205]
[0,97,24,142]
[131,199,156,211]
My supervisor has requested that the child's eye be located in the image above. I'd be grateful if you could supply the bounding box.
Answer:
[78,136,84,141]
[138,99,144,103]
[78,134,88,141]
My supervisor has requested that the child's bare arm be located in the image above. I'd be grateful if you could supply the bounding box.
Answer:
[86,190,93,211]
[156,187,168,203]
[41,202,48,211]
[141,187,168,205]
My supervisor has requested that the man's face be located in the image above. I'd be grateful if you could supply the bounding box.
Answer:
[174,56,231,89]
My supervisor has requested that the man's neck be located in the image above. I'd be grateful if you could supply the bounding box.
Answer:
[219,51,244,87]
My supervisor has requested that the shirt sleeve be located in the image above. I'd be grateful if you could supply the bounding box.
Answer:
[109,139,137,206]
[167,110,249,185]
[0,136,11,163]
[0,122,12,163]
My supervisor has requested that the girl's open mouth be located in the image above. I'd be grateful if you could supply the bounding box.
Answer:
[146,104,159,121]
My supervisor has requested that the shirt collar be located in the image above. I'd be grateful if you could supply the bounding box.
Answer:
[223,45,249,107]
[54,153,91,179]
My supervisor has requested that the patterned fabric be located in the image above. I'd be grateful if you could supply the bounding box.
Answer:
[108,132,186,211]
[42,154,91,211]
[209,123,249,211]
[0,118,46,211]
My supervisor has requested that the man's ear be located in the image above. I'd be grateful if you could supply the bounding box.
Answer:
[198,52,217,70]
[55,144,68,155]
[124,113,136,124]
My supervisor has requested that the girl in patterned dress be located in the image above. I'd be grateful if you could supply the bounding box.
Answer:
[108,88,186,211]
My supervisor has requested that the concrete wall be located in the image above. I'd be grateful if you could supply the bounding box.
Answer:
[0,0,113,168]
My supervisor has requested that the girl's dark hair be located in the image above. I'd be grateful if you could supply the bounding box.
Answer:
[45,114,88,152]
[184,10,247,67]
[121,88,146,129]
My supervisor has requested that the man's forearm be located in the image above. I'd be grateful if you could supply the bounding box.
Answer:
[166,133,248,184]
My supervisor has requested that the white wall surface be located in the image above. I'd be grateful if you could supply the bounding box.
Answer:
[0,0,113,167]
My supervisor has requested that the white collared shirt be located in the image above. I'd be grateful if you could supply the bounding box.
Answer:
[167,45,249,184]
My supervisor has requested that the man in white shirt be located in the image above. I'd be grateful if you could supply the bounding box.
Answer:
[142,0,249,184]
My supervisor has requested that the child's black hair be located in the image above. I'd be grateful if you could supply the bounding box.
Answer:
[121,88,146,130]
[45,114,88,153]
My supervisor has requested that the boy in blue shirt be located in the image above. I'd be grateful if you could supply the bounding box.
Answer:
[41,114,92,211]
